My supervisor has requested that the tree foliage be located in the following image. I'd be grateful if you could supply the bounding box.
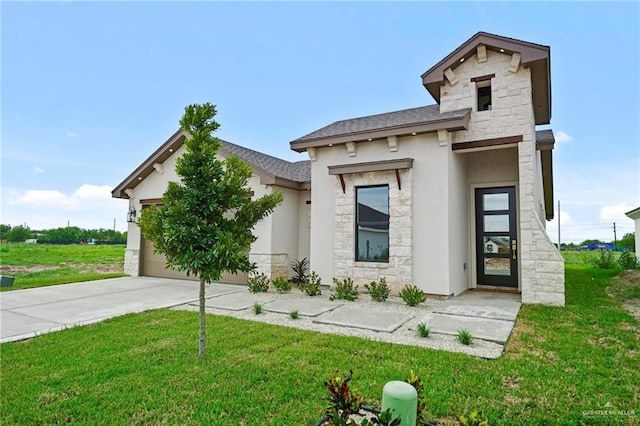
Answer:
[138,103,283,358]
[617,233,635,252]
[0,225,126,245]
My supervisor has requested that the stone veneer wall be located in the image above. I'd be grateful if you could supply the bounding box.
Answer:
[333,169,412,292]
[249,253,289,280]
[124,249,140,276]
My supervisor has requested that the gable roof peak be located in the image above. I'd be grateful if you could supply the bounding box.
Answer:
[421,31,551,125]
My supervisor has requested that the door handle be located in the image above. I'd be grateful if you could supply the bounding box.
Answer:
[512,240,517,260]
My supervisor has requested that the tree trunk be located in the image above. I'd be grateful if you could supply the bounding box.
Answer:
[199,278,206,359]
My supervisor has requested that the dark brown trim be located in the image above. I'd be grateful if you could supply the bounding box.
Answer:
[140,198,163,205]
[394,169,402,190]
[290,113,470,153]
[540,149,555,220]
[112,129,187,199]
[338,175,346,193]
[452,135,523,151]
[328,158,414,175]
[471,73,495,82]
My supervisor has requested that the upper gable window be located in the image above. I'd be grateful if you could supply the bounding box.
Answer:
[477,82,492,111]
[472,74,495,112]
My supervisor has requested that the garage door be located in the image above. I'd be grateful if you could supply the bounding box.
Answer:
[141,238,247,284]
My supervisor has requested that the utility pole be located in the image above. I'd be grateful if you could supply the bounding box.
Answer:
[557,200,561,251]
[613,222,617,252]
[113,218,116,231]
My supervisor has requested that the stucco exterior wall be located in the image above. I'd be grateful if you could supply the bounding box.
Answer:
[297,191,311,262]
[447,137,470,296]
[309,133,453,295]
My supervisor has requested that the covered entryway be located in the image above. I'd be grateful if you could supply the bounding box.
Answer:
[141,238,247,284]
[474,186,518,288]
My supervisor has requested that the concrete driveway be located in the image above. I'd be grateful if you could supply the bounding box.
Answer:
[0,277,241,343]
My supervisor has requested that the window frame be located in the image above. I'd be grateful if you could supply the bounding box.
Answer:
[476,81,492,111]
[354,184,390,263]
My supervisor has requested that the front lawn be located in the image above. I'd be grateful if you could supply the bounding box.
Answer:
[0,244,125,291]
[1,259,638,424]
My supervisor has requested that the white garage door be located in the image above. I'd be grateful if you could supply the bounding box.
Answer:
[141,238,247,284]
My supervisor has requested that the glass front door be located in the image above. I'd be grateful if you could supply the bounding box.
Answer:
[475,187,518,288]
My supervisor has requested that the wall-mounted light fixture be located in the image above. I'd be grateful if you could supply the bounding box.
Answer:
[127,206,137,223]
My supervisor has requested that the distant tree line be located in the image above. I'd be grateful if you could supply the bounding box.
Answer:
[559,233,635,252]
[0,224,127,244]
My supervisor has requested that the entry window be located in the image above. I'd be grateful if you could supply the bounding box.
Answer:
[477,82,492,111]
[356,185,389,262]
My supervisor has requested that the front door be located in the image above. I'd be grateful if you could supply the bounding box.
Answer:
[475,187,518,288]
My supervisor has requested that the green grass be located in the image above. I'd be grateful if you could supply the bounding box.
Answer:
[1,255,638,424]
[0,243,125,266]
[0,244,125,291]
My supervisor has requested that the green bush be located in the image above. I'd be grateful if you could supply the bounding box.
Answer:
[290,310,299,319]
[301,271,322,296]
[364,277,390,302]
[253,303,263,315]
[329,277,359,301]
[416,322,430,338]
[457,329,473,345]
[399,284,426,306]
[618,252,638,270]
[247,272,270,293]
[589,251,617,269]
[272,277,292,293]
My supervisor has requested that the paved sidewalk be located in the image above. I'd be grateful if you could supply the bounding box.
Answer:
[0,277,241,343]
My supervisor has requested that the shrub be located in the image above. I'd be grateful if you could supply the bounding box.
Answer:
[364,277,390,302]
[457,329,473,345]
[290,310,299,319]
[247,272,270,293]
[301,271,322,296]
[589,251,617,269]
[291,257,309,286]
[253,303,263,315]
[323,370,363,425]
[618,251,639,270]
[416,322,430,338]
[272,277,292,293]
[405,370,427,424]
[329,277,359,301]
[399,284,426,306]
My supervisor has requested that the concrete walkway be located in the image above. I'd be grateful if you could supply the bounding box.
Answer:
[0,277,241,343]
[1,278,521,358]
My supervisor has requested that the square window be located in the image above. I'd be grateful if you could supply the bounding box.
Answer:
[355,185,389,262]
[477,83,492,111]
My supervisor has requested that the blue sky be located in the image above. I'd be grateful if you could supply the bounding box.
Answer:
[1,1,638,243]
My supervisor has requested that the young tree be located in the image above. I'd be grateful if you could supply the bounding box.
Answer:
[138,103,283,359]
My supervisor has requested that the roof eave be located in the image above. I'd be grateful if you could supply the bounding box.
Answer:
[111,129,188,199]
[290,111,471,153]
[625,207,640,220]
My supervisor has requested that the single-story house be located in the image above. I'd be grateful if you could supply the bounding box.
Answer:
[625,207,640,256]
[113,31,565,305]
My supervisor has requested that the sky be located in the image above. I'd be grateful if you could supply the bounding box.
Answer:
[1,1,638,243]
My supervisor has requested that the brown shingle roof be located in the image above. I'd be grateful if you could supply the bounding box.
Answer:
[293,105,471,142]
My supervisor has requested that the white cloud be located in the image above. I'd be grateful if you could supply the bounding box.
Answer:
[66,130,79,139]
[599,203,636,224]
[554,130,572,145]
[34,167,45,175]
[2,184,128,231]
[73,184,114,201]
[10,189,80,210]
